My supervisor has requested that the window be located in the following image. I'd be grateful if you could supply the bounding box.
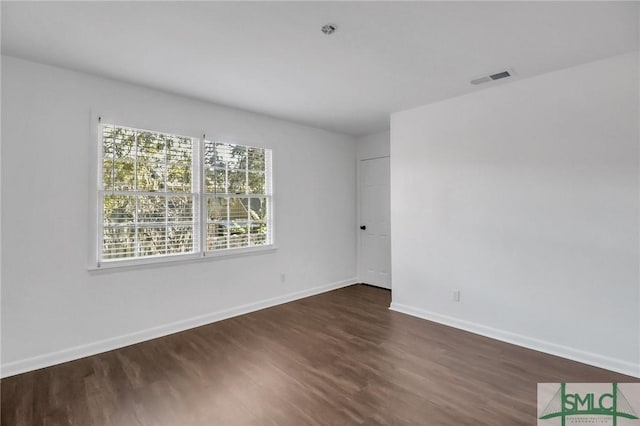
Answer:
[204,141,272,251]
[97,123,272,266]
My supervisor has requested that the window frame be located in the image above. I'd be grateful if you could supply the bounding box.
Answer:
[92,119,275,270]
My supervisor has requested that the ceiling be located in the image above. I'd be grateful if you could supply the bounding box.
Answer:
[2,1,638,136]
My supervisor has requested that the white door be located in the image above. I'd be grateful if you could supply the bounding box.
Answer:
[358,157,391,289]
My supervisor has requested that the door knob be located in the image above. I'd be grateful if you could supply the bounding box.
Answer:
[360,225,366,230]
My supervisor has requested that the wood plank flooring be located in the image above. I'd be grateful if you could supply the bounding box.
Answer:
[1,284,635,425]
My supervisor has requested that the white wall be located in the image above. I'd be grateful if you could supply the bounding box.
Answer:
[390,52,640,377]
[1,56,357,376]
[356,130,390,160]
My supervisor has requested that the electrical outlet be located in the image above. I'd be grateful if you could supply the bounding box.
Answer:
[453,290,461,302]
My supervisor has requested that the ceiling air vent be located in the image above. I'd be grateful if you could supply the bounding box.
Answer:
[471,70,512,85]
[489,71,511,80]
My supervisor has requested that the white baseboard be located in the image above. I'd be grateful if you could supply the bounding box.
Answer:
[389,302,640,379]
[1,278,357,378]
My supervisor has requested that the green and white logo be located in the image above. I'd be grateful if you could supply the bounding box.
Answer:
[538,383,640,426]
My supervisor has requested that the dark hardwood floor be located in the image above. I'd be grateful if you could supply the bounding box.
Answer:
[1,284,635,425]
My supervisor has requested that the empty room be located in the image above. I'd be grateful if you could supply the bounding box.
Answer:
[1,1,639,425]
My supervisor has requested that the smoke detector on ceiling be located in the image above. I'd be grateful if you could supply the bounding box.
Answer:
[470,69,514,85]
[321,24,337,35]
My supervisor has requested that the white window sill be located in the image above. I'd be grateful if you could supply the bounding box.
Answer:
[88,245,278,273]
